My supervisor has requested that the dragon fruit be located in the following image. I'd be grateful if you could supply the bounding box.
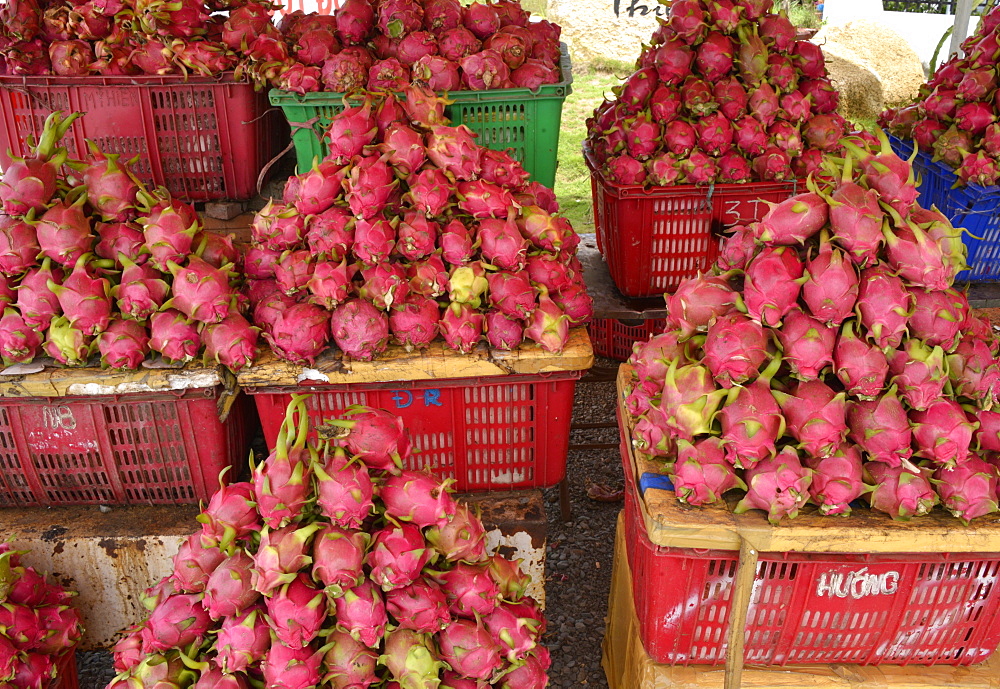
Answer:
[670,437,746,505]
[34,191,92,267]
[345,153,398,221]
[866,463,938,521]
[932,457,999,524]
[887,340,947,411]
[330,299,390,361]
[948,336,1000,402]
[312,524,368,595]
[196,481,259,553]
[524,288,570,353]
[326,98,377,163]
[335,580,387,647]
[266,574,326,649]
[834,320,888,399]
[435,619,503,682]
[313,447,375,530]
[113,257,168,320]
[48,255,112,336]
[755,192,827,245]
[717,359,784,468]
[202,314,258,370]
[166,256,236,324]
[367,523,432,591]
[847,386,914,468]
[0,309,42,363]
[148,309,200,363]
[97,319,149,369]
[734,447,814,524]
[742,246,804,326]
[262,642,323,689]
[777,307,835,380]
[856,265,913,349]
[427,124,483,180]
[203,551,259,620]
[385,579,451,634]
[321,631,378,687]
[253,400,314,530]
[43,317,91,364]
[911,399,976,468]
[140,593,212,651]
[774,379,847,459]
[659,359,727,441]
[359,263,409,309]
[405,167,453,217]
[801,233,858,326]
[380,628,447,688]
[702,311,767,388]
[803,445,868,515]
[251,522,322,597]
[664,273,737,337]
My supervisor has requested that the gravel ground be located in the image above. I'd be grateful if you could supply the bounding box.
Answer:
[75,357,625,689]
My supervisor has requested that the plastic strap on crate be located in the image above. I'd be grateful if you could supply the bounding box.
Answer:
[639,472,674,495]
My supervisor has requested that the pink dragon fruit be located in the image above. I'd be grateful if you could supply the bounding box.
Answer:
[322,631,378,688]
[487,271,536,319]
[148,309,200,363]
[485,310,525,349]
[80,140,138,221]
[664,273,737,337]
[140,592,213,651]
[441,301,485,353]
[802,114,846,151]
[251,522,322,597]
[755,192,828,245]
[166,256,236,324]
[97,319,149,369]
[48,256,112,336]
[329,405,411,472]
[457,179,516,219]
[138,190,201,271]
[484,602,543,662]
[367,523,432,591]
[856,265,913,349]
[34,191,92,267]
[718,151,752,182]
[524,288,570,353]
[670,437,746,505]
[624,111,661,158]
[326,97,377,163]
[330,298,390,361]
[426,502,487,562]
[197,481,259,553]
[360,263,410,310]
[386,579,451,634]
[253,402,313,529]
[435,620,503,682]
[932,457,999,524]
[752,146,793,180]
[774,379,847,459]
[735,447,814,524]
[801,233,858,325]
[948,337,1000,403]
[803,445,868,516]
[834,320,889,399]
[266,573,326,649]
[262,642,324,689]
[312,524,368,595]
[777,307,835,380]
[846,132,920,216]
[702,311,767,388]
[322,51,369,91]
[306,206,355,260]
[405,167,453,217]
[847,386,914,468]
[911,399,976,468]
[882,221,951,291]
[345,153,398,221]
[94,221,145,268]
[353,215,397,265]
[478,215,527,270]
[0,215,39,276]
[390,295,440,351]
[716,225,759,271]
[305,259,355,311]
[113,257,168,320]
[658,360,727,441]
[44,316,91,365]
[742,246,804,326]
[439,26,481,61]
[411,53,462,90]
[866,463,938,520]
[605,153,647,184]
[958,149,1000,186]
[748,81,779,127]
[380,471,456,527]
[887,339,947,411]
[203,551,259,620]
[718,359,784,468]
[427,124,482,181]
[313,447,375,530]
[335,580,387,647]
[0,309,42,363]
[733,116,767,157]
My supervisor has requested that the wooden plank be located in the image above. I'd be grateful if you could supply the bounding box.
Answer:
[618,364,1000,554]
[724,538,758,689]
[0,363,222,398]
[236,327,594,388]
[603,513,1000,689]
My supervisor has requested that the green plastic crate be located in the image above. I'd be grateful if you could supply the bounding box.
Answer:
[268,44,573,188]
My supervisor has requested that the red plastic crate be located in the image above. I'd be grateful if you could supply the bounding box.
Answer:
[587,318,667,361]
[248,372,581,491]
[55,652,78,689]
[586,145,801,298]
[619,417,1000,667]
[0,388,251,507]
[0,74,285,202]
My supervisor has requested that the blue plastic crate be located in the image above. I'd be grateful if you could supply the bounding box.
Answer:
[888,134,1000,282]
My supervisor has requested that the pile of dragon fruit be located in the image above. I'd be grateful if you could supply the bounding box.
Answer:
[0,110,258,371]
[246,85,592,365]
[625,130,1000,524]
[0,0,563,96]
[0,543,84,687]
[266,0,564,95]
[586,0,849,186]
[108,397,549,689]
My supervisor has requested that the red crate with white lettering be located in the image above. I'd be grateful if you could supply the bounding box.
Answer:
[586,144,802,298]
[248,371,581,491]
[0,388,251,507]
[619,407,1000,667]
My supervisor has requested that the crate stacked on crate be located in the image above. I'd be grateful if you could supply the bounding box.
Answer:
[264,0,571,186]
[880,4,1000,282]
[608,119,1000,687]
[237,328,593,492]
[584,0,849,298]
[587,317,667,361]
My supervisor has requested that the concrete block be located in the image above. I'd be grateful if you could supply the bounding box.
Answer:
[4,490,547,650]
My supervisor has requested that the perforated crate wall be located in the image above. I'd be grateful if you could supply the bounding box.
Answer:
[620,436,1000,667]
[248,371,581,491]
[269,45,572,188]
[588,318,668,361]
[0,388,251,507]
[0,74,283,202]
[587,145,801,297]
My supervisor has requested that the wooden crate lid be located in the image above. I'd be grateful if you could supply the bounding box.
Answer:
[237,327,594,388]
[618,364,1000,555]
[0,362,223,398]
